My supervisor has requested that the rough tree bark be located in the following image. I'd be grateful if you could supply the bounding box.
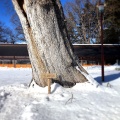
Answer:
[12,0,88,87]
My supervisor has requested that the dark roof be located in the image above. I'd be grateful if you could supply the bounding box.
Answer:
[0,44,28,56]
[73,44,120,60]
[0,44,120,60]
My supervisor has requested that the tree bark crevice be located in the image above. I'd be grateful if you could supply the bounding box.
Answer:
[13,0,49,86]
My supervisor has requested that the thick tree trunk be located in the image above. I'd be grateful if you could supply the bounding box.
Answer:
[12,0,88,87]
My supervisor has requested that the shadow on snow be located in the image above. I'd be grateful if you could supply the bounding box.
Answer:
[94,72,120,84]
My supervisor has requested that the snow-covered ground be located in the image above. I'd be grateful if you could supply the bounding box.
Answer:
[0,65,120,120]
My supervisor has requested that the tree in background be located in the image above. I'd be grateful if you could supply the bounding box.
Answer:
[0,0,25,43]
[104,0,120,44]
[4,28,16,44]
[0,21,18,44]
[11,13,26,41]
[0,22,7,43]
[64,0,100,44]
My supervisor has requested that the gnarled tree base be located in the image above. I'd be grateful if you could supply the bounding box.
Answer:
[12,0,88,87]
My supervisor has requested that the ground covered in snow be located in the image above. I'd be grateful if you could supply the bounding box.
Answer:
[0,65,120,120]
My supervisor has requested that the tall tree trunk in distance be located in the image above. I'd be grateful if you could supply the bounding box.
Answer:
[12,0,88,87]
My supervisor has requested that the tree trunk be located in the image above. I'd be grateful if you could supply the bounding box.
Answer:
[12,0,88,87]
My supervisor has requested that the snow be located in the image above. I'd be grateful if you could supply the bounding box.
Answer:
[0,67,32,86]
[0,65,120,120]
[15,41,27,44]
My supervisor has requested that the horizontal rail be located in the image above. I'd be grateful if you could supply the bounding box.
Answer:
[0,64,31,68]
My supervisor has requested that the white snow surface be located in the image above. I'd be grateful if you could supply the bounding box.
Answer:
[0,65,120,120]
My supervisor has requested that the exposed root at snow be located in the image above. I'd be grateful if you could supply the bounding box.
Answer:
[76,66,99,87]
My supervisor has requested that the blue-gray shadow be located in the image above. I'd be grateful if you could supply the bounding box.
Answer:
[51,83,61,94]
[0,92,10,110]
[94,72,120,84]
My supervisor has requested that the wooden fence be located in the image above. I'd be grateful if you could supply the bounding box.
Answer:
[0,63,110,68]
[0,64,31,68]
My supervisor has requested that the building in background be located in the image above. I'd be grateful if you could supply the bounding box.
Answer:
[0,44,120,67]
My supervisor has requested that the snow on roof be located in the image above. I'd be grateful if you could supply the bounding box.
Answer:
[73,44,120,46]
[15,41,27,44]
[0,42,12,44]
